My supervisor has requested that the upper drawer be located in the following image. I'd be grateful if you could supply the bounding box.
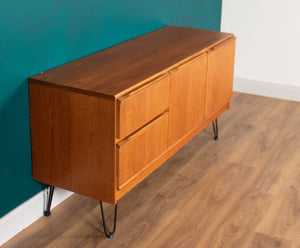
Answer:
[117,74,170,139]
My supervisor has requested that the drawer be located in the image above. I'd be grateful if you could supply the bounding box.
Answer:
[117,112,169,188]
[117,74,170,139]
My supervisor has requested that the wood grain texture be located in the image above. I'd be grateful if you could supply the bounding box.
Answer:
[117,74,169,139]
[168,53,207,146]
[6,93,300,248]
[29,26,233,98]
[115,102,230,200]
[205,37,236,116]
[29,83,116,203]
[247,233,292,248]
[117,113,169,187]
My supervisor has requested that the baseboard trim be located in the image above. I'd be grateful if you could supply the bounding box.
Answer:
[0,188,73,246]
[233,77,300,102]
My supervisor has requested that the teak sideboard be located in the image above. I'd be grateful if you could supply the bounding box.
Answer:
[28,25,236,238]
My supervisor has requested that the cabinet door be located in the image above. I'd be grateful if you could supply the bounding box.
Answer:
[205,37,236,116]
[168,53,207,146]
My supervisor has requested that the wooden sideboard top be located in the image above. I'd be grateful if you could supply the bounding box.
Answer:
[29,25,233,98]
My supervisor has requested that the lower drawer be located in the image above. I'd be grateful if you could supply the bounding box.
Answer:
[117,112,169,188]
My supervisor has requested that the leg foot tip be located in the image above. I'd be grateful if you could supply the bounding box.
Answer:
[214,136,218,140]
[107,234,114,239]
[44,211,51,216]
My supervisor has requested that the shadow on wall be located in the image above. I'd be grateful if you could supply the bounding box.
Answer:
[0,81,44,217]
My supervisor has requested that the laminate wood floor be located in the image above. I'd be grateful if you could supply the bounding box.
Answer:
[3,92,300,248]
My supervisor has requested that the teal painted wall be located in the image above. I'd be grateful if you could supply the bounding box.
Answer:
[0,0,222,217]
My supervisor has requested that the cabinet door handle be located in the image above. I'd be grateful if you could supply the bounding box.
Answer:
[171,53,207,72]
[207,36,236,53]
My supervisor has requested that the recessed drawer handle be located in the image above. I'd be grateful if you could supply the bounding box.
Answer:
[118,73,170,102]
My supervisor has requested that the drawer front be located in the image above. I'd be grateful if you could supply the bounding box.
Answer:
[117,113,169,187]
[117,74,170,139]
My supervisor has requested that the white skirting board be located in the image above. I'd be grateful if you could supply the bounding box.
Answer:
[233,77,300,102]
[0,188,73,246]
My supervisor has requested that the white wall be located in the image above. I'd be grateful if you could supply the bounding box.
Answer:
[221,0,300,101]
[0,188,72,246]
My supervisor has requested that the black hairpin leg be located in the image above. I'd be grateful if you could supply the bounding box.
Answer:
[44,186,55,216]
[99,201,118,239]
[212,118,218,140]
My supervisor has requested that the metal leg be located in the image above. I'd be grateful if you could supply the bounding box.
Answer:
[44,186,55,216]
[99,201,118,239]
[212,118,218,140]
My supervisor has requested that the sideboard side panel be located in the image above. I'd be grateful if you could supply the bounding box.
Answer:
[29,83,116,203]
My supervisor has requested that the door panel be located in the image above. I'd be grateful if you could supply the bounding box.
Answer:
[205,38,236,116]
[168,54,207,146]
